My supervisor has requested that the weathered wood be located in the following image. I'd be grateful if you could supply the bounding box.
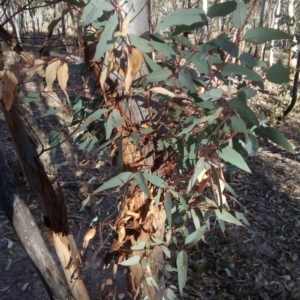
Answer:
[0,148,71,300]
[0,30,90,299]
[0,98,90,300]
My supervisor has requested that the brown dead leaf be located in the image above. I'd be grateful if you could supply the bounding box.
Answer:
[13,1,22,11]
[130,48,143,75]
[45,59,61,92]
[79,159,90,166]
[57,61,70,104]
[114,11,131,37]
[100,50,115,90]
[2,70,18,111]
[124,59,134,93]
[57,61,69,90]
[124,49,143,93]
[82,227,96,249]
[149,87,176,98]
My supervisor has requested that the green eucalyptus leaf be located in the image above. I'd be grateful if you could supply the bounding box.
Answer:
[228,97,259,126]
[166,288,180,300]
[178,71,196,93]
[39,107,61,118]
[82,0,113,25]
[235,212,250,225]
[220,63,263,82]
[239,53,267,68]
[216,209,243,225]
[93,14,118,61]
[191,208,201,229]
[225,183,237,197]
[214,37,239,57]
[233,0,246,29]
[131,241,147,250]
[218,146,251,172]
[77,109,109,133]
[262,127,294,153]
[266,61,290,84]
[106,109,124,139]
[243,27,291,45]
[93,172,135,193]
[20,92,39,104]
[49,131,60,159]
[143,172,167,188]
[157,8,206,30]
[80,196,91,211]
[119,255,140,266]
[207,1,237,18]
[245,133,258,156]
[187,157,206,193]
[144,53,162,71]
[130,34,153,53]
[173,22,206,35]
[151,41,176,58]
[230,116,247,133]
[136,172,151,197]
[211,165,223,206]
[177,250,188,295]
[146,69,172,82]
[238,88,257,100]
[201,88,223,101]
[164,192,172,227]
[184,226,206,249]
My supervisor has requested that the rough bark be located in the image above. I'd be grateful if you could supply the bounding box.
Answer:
[0,96,90,300]
[0,28,90,300]
[0,148,71,300]
[111,1,168,299]
[85,1,168,298]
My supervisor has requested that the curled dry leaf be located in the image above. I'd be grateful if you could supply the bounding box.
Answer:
[13,1,22,11]
[57,61,69,91]
[45,59,61,92]
[114,11,131,37]
[57,61,70,104]
[82,227,96,249]
[100,50,115,90]
[149,87,176,98]
[2,70,18,111]
[130,48,144,75]
[124,48,143,93]
[212,168,227,207]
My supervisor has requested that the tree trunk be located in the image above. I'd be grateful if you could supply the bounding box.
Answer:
[0,34,90,300]
[269,0,281,66]
[87,1,168,298]
[0,148,71,300]
[118,1,167,297]
[287,0,297,68]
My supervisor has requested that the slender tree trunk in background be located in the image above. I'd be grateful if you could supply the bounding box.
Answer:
[287,0,297,68]
[8,1,23,45]
[269,0,281,66]
[200,0,208,43]
[254,0,267,58]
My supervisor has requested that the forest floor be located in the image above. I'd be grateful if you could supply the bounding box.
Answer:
[1,39,300,300]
